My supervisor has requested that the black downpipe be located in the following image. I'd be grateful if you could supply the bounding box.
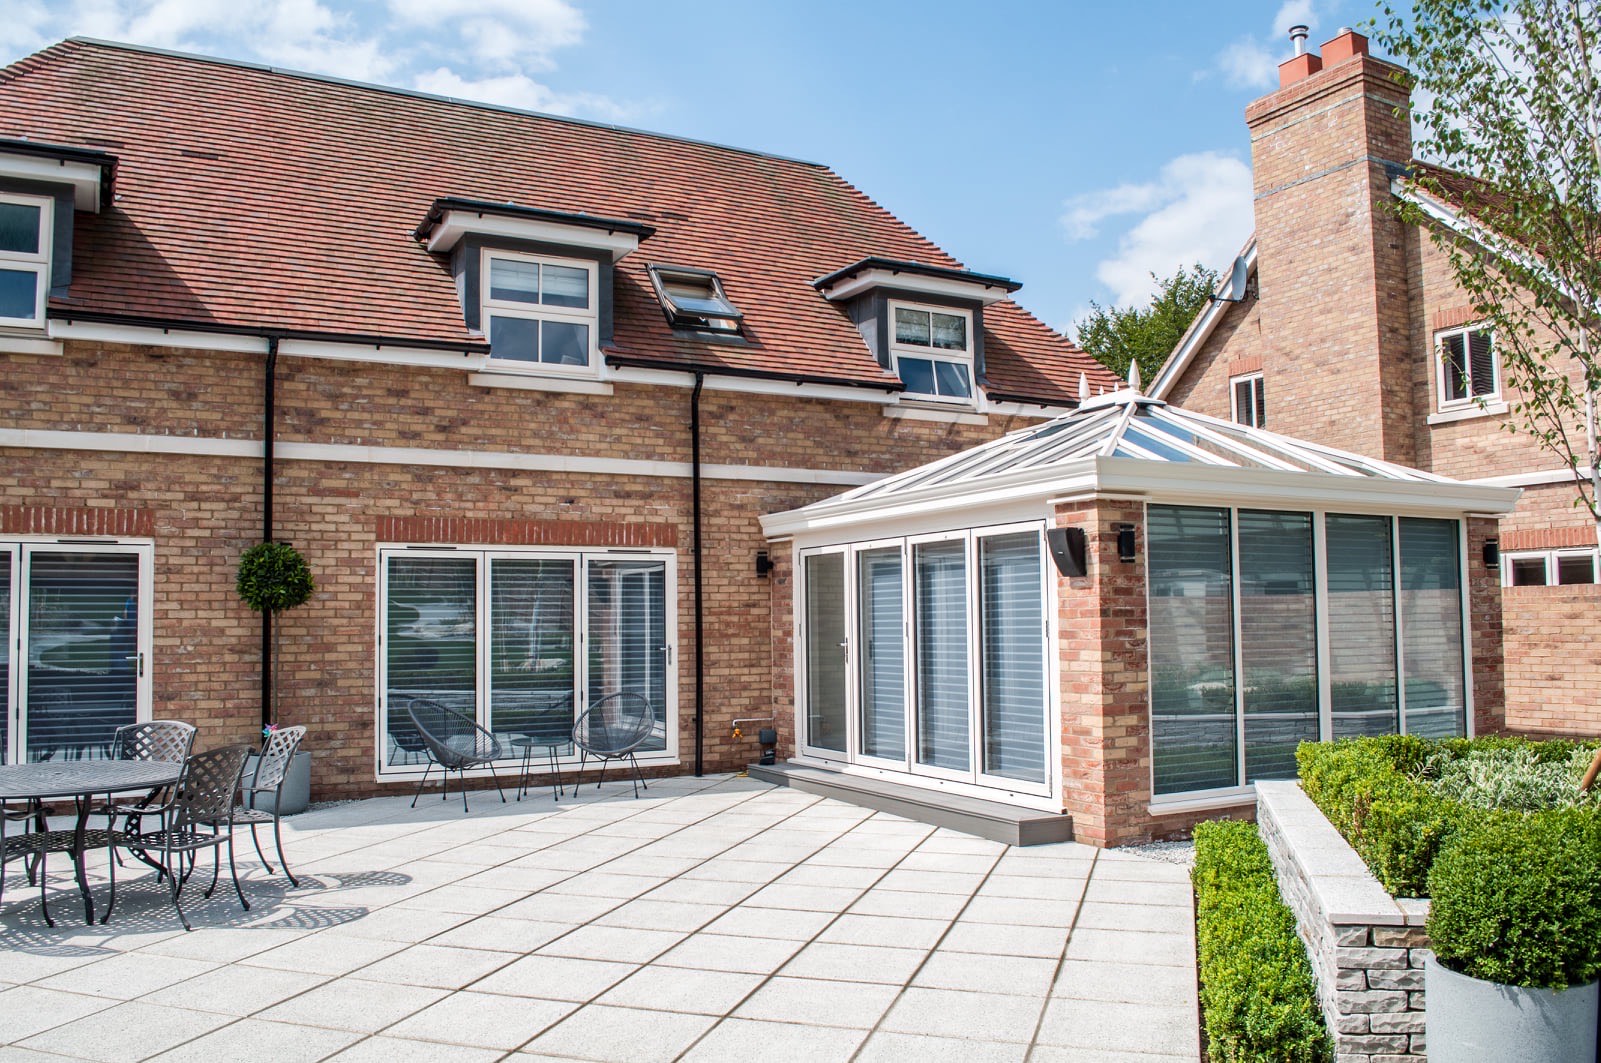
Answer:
[691,372,705,776]
[260,338,279,731]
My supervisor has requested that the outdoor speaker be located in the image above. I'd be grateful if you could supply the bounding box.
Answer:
[1483,539,1500,570]
[1046,526,1087,578]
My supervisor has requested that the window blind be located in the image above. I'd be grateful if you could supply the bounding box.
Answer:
[915,541,970,772]
[1468,331,1495,397]
[384,555,478,766]
[588,559,668,752]
[1238,511,1318,782]
[804,554,848,753]
[490,558,575,747]
[0,550,9,763]
[1399,518,1466,738]
[1326,515,1399,737]
[858,548,905,761]
[980,532,1046,784]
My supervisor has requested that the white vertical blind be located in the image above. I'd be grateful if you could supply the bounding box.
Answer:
[490,558,575,745]
[0,549,9,763]
[384,555,478,765]
[1326,515,1399,737]
[915,540,970,772]
[980,532,1046,784]
[588,559,667,752]
[1238,510,1318,781]
[804,553,848,752]
[1399,518,1466,738]
[858,548,905,761]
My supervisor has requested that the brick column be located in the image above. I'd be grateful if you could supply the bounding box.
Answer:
[767,544,795,760]
[1466,516,1506,735]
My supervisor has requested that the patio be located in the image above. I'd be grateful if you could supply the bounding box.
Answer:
[0,774,1198,1062]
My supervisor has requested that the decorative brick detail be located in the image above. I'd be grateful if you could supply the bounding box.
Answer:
[1500,525,1596,551]
[375,516,677,548]
[1228,355,1263,376]
[1432,305,1479,332]
[0,505,153,537]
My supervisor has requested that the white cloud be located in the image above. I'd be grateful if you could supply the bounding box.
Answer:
[413,67,633,121]
[1204,0,1323,90]
[388,0,585,71]
[1066,151,1254,307]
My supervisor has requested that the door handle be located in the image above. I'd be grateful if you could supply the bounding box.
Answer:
[125,653,144,678]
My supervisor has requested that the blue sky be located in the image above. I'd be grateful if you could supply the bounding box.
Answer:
[0,0,1370,334]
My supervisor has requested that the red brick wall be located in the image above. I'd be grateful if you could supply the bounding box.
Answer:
[1503,583,1601,736]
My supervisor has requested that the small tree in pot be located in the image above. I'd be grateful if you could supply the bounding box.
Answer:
[236,541,315,730]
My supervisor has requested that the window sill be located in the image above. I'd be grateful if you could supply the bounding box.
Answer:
[884,403,988,426]
[1148,786,1257,816]
[468,371,613,396]
[1428,400,1508,425]
[0,328,62,356]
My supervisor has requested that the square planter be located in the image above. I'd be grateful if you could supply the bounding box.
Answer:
[242,749,312,815]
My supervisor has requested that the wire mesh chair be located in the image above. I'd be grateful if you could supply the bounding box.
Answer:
[124,744,253,931]
[231,725,306,887]
[406,699,507,813]
[572,693,656,798]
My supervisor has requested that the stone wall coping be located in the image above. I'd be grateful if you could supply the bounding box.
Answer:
[1257,780,1409,926]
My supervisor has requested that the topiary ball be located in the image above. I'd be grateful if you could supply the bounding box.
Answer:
[236,542,315,614]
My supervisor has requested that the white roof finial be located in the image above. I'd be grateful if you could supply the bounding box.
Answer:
[1127,360,1142,393]
[1077,373,1089,402]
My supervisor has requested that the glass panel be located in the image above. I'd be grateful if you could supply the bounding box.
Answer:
[384,556,477,766]
[899,357,935,395]
[541,263,590,309]
[934,360,972,398]
[980,532,1045,783]
[0,201,41,255]
[0,550,7,762]
[1326,515,1398,737]
[25,552,140,762]
[803,554,847,753]
[1400,518,1465,738]
[489,314,539,362]
[914,540,969,772]
[490,558,575,750]
[1510,556,1549,586]
[858,548,905,761]
[1233,379,1253,425]
[1468,330,1496,396]
[1557,554,1596,585]
[0,268,38,320]
[1254,379,1267,428]
[488,258,540,304]
[587,559,668,752]
[894,307,931,347]
[932,312,967,351]
[540,320,589,366]
[1441,333,1468,401]
[1238,511,1317,782]
[1149,506,1237,795]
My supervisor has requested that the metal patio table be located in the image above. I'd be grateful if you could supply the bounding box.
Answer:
[0,760,183,925]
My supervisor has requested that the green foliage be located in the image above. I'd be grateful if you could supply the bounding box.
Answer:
[1427,744,1601,811]
[1192,821,1333,1063]
[1427,811,1601,989]
[1075,263,1220,383]
[235,541,315,614]
[1375,1,1601,540]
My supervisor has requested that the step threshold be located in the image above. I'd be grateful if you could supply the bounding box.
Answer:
[747,762,1073,847]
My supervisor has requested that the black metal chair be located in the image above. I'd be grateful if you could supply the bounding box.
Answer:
[406,699,507,813]
[231,725,307,887]
[125,744,253,931]
[572,693,656,798]
[97,720,196,873]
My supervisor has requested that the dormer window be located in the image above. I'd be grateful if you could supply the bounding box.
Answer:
[891,302,973,402]
[649,265,742,334]
[0,192,52,328]
[481,249,598,372]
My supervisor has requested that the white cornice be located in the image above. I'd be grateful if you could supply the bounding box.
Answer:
[425,210,643,261]
[0,153,105,211]
[817,268,1013,306]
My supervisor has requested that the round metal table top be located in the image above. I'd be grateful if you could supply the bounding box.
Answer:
[0,760,183,800]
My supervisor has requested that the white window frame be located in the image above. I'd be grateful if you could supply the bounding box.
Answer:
[480,248,601,377]
[1230,372,1265,428]
[0,191,52,329]
[1502,548,1600,587]
[888,300,977,406]
[374,543,679,781]
[1435,323,1500,410]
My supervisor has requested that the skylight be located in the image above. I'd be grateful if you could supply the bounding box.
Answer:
[648,265,743,333]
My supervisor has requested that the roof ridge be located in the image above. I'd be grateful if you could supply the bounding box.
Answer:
[0,37,83,86]
[59,36,830,170]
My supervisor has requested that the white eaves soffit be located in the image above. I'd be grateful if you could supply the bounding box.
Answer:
[759,392,1521,540]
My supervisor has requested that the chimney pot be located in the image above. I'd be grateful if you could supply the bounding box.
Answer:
[1288,24,1309,56]
[1322,28,1370,64]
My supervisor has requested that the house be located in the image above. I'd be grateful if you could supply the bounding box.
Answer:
[0,37,1116,793]
[1148,28,1601,740]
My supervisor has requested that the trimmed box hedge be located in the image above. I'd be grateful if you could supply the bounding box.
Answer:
[1192,820,1332,1063]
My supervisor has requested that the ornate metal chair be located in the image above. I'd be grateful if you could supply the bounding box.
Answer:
[98,720,196,871]
[230,725,307,886]
[406,699,507,812]
[572,693,656,798]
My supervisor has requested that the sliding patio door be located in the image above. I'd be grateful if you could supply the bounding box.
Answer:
[588,558,669,752]
[3,543,152,764]
[802,551,848,754]
[857,547,906,764]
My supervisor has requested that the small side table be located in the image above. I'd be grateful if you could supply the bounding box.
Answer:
[512,736,572,803]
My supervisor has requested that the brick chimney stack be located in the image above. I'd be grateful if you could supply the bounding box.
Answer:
[1246,27,1417,463]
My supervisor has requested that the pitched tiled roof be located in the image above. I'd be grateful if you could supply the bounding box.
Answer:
[0,39,1115,401]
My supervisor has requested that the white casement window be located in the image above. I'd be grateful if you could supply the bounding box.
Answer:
[481,249,600,374]
[890,302,975,403]
[1231,373,1265,428]
[376,545,677,778]
[1437,324,1498,408]
[1503,548,1599,587]
[0,192,52,328]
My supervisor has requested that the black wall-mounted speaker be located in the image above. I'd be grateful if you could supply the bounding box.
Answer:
[1046,526,1088,578]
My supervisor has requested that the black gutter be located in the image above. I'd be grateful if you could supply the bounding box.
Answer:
[415,197,656,244]
[261,337,278,731]
[47,310,492,354]
[690,372,705,777]
[606,352,901,393]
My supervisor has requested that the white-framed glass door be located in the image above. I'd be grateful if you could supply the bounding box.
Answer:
[975,528,1051,789]
[800,548,850,757]
[5,541,153,764]
[909,533,975,782]
[856,543,908,770]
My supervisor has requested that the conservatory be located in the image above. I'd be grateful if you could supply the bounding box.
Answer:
[760,386,1520,845]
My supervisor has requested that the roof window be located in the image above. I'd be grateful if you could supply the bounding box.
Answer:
[648,265,742,333]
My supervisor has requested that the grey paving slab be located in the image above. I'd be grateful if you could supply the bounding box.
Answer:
[0,987,113,1044]
[145,1017,362,1063]
[16,1001,232,1062]
[733,975,900,1029]
[254,977,449,1033]
[323,1035,503,1063]
[1035,996,1199,1056]
[380,990,576,1049]
[595,965,765,1016]
[521,1003,716,1062]
[470,953,639,1002]
[777,942,928,985]
[855,1031,1028,1063]
[879,987,1046,1043]
[680,1018,867,1062]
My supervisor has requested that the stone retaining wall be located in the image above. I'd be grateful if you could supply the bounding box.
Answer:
[1256,781,1430,1062]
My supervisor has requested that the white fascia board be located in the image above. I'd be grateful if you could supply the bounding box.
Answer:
[1148,240,1257,400]
[0,154,104,211]
[49,319,488,368]
[426,211,642,261]
[818,268,1012,306]
[979,397,1077,419]
[605,364,899,405]
[1472,466,1594,489]
[278,338,488,371]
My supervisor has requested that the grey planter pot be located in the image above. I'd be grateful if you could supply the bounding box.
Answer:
[243,750,312,816]
[1426,955,1598,1063]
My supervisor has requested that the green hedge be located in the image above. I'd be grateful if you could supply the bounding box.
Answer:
[1193,820,1332,1063]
